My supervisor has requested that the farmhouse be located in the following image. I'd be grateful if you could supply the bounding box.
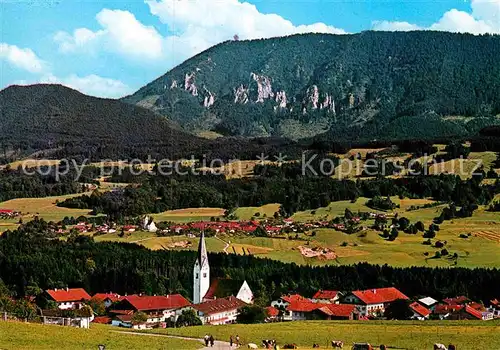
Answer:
[111,294,191,325]
[46,288,91,310]
[417,296,439,310]
[271,294,308,309]
[315,304,358,320]
[284,299,324,321]
[92,293,124,308]
[311,290,341,304]
[409,302,431,320]
[192,296,247,325]
[265,306,280,321]
[343,287,409,316]
[487,299,500,318]
[443,296,470,305]
[433,304,464,320]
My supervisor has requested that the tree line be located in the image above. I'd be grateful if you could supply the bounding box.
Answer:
[1,219,499,306]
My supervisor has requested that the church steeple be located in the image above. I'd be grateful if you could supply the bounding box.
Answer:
[196,231,209,268]
[193,231,210,304]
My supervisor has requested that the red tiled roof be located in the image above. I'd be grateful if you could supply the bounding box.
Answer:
[318,304,356,317]
[0,209,13,213]
[433,304,464,314]
[124,294,190,311]
[266,306,279,317]
[281,294,308,303]
[193,296,246,315]
[286,300,324,312]
[92,316,111,324]
[313,290,339,300]
[351,287,408,305]
[116,314,134,322]
[467,302,485,311]
[109,309,134,315]
[491,299,500,307]
[409,302,431,317]
[443,296,469,305]
[93,293,124,303]
[464,305,482,319]
[46,288,91,302]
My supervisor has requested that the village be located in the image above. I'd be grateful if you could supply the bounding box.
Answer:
[2,232,499,336]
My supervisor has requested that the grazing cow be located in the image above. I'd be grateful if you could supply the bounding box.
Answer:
[262,340,276,348]
[248,343,258,349]
[434,344,447,350]
[448,345,456,350]
[283,344,298,349]
[331,340,344,348]
[313,344,320,348]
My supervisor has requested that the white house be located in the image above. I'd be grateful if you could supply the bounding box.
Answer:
[46,288,91,310]
[271,294,308,309]
[343,287,409,317]
[92,293,124,308]
[193,296,246,325]
[311,290,341,304]
[110,294,191,327]
[417,296,439,310]
[409,302,431,320]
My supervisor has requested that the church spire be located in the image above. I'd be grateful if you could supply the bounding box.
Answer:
[193,231,210,304]
[197,231,209,267]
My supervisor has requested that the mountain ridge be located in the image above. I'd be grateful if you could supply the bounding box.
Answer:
[0,84,204,160]
[123,31,500,140]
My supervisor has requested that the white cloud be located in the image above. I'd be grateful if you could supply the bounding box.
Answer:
[14,73,132,98]
[372,21,423,32]
[55,9,164,60]
[0,43,45,73]
[429,9,495,34]
[147,0,346,58]
[373,0,500,34]
[43,73,132,98]
[55,1,346,64]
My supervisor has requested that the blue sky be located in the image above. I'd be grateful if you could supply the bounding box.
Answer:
[1,0,499,98]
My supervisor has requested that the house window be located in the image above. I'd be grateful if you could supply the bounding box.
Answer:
[196,273,199,279]
[203,273,207,278]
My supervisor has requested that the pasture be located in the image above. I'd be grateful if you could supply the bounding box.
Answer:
[151,207,226,222]
[148,320,500,350]
[0,322,199,350]
[89,196,499,268]
[0,193,97,232]
[234,204,281,220]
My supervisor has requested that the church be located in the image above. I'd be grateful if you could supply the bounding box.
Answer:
[193,232,254,305]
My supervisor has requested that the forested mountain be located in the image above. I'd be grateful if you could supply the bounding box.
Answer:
[124,31,500,140]
[0,84,307,162]
[0,84,205,160]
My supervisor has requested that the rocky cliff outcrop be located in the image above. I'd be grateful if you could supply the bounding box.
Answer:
[251,73,274,103]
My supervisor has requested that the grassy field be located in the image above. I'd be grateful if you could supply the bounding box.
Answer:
[0,322,200,350]
[234,204,281,220]
[91,196,499,267]
[231,198,500,267]
[94,232,227,252]
[0,193,98,232]
[151,208,226,222]
[147,320,500,350]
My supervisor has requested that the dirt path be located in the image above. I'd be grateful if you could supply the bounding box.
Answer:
[215,235,230,253]
[112,331,234,349]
